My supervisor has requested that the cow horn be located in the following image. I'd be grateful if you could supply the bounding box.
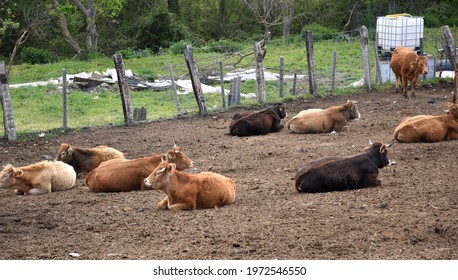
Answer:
[173,141,177,148]
[386,141,395,148]
[369,139,373,145]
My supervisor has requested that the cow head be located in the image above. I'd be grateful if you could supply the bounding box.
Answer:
[367,140,393,168]
[55,143,73,163]
[144,158,175,190]
[273,103,287,119]
[409,56,428,75]
[166,144,193,170]
[446,103,458,119]
[346,100,361,119]
[0,165,23,189]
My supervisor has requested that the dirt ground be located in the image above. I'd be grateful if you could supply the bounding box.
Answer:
[0,81,457,260]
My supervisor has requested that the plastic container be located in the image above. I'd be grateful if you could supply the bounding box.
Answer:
[376,14,424,57]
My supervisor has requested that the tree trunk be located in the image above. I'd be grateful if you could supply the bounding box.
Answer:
[282,0,295,38]
[51,0,82,55]
[71,0,98,50]
[217,0,226,38]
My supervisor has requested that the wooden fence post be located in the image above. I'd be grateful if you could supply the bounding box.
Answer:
[254,41,266,103]
[360,25,372,90]
[230,76,241,106]
[440,25,457,71]
[168,63,182,115]
[331,50,336,91]
[183,45,207,115]
[292,73,297,95]
[305,30,318,96]
[62,69,68,129]
[279,56,284,97]
[374,33,382,84]
[113,54,134,126]
[0,61,17,141]
[219,61,227,109]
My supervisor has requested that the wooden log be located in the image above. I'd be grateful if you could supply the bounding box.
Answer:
[183,45,207,114]
[113,54,134,126]
[168,63,182,115]
[254,42,266,103]
[305,30,317,96]
[360,25,372,90]
[0,61,17,141]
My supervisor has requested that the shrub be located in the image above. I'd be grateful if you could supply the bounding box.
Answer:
[20,47,52,64]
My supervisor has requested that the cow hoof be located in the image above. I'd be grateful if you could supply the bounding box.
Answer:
[403,93,408,98]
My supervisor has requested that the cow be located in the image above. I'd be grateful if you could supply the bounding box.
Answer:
[144,157,236,211]
[229,103,286,136]
[85,144,193,192]
[390,46,428,98]
[295,141,393,193]
[0,160,76,195]
[55,143,125,178]
[393,102,458,143]
[286,100,360,134]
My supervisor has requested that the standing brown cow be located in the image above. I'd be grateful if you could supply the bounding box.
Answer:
[390,46,428,98]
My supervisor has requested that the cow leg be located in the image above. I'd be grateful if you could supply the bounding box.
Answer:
[157,196,169,209]
[411,80,417,98]
[14,189,25,195]
[29,187,50,195]
[168,203,195,211]
[401,76,408,98]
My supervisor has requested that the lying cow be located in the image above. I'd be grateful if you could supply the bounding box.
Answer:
[0,160,76,195]
[55,143,125,177]
[393,102,458,142]
[144,157,236,211]
[286,100,360,134]
[295,141,392,193]
[85,144,193,192]
[229,103,286,136]
[390,46,428,98]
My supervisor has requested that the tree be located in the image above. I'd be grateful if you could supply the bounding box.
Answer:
[51,0,123,51]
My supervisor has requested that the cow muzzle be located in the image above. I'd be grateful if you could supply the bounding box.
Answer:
[144,178,152,187]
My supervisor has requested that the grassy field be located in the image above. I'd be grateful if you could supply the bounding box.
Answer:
[1,28,449,140]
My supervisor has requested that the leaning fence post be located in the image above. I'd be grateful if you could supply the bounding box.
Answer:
[168,63,182,115]
[0,61,17,141]
[113,54,134,126]
[254,41,266,103]
[360,25,372,90]
[305,30,318,96]
[183,44,207,114]
[62,69,68,129]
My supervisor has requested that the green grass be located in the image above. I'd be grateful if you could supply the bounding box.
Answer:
[1,28,451,140]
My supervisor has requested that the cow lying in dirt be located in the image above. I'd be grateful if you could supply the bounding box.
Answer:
[55,143,125,178]
[229,103,287,136]
[390,46,428,98]
[85,144,193,192]
[393,102,458,143]
[0,161,76,195]
[295,141,392,193]
[286,100,360,133]
[144,156,236,211]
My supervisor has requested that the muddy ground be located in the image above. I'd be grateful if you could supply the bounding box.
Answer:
[0,82,457,260]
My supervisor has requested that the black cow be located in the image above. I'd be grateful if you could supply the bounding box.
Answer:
[229,103,287,136]
[295,141,393,193]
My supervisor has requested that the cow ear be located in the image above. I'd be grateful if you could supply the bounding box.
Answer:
[167,150,176,159]
[67,147,73,156]
[167,163,176,173]
[13,169,23,177]
[161,154,168,162]
[380,144,386,153]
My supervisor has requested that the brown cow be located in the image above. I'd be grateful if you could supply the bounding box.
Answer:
[286,100,360,134]
[229,103,287,136]
[0,161,76,195]
[393,102,458,142]
[390,46,428,98]
[144,157,236,211]
[85,144,193,192]
[55,143,125,177]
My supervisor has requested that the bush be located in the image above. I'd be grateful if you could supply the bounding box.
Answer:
[20,47,52,64]
[301,24,340,41]
[117,48,153,59]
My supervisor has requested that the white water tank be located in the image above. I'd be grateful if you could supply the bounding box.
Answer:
[376,14,424,57]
